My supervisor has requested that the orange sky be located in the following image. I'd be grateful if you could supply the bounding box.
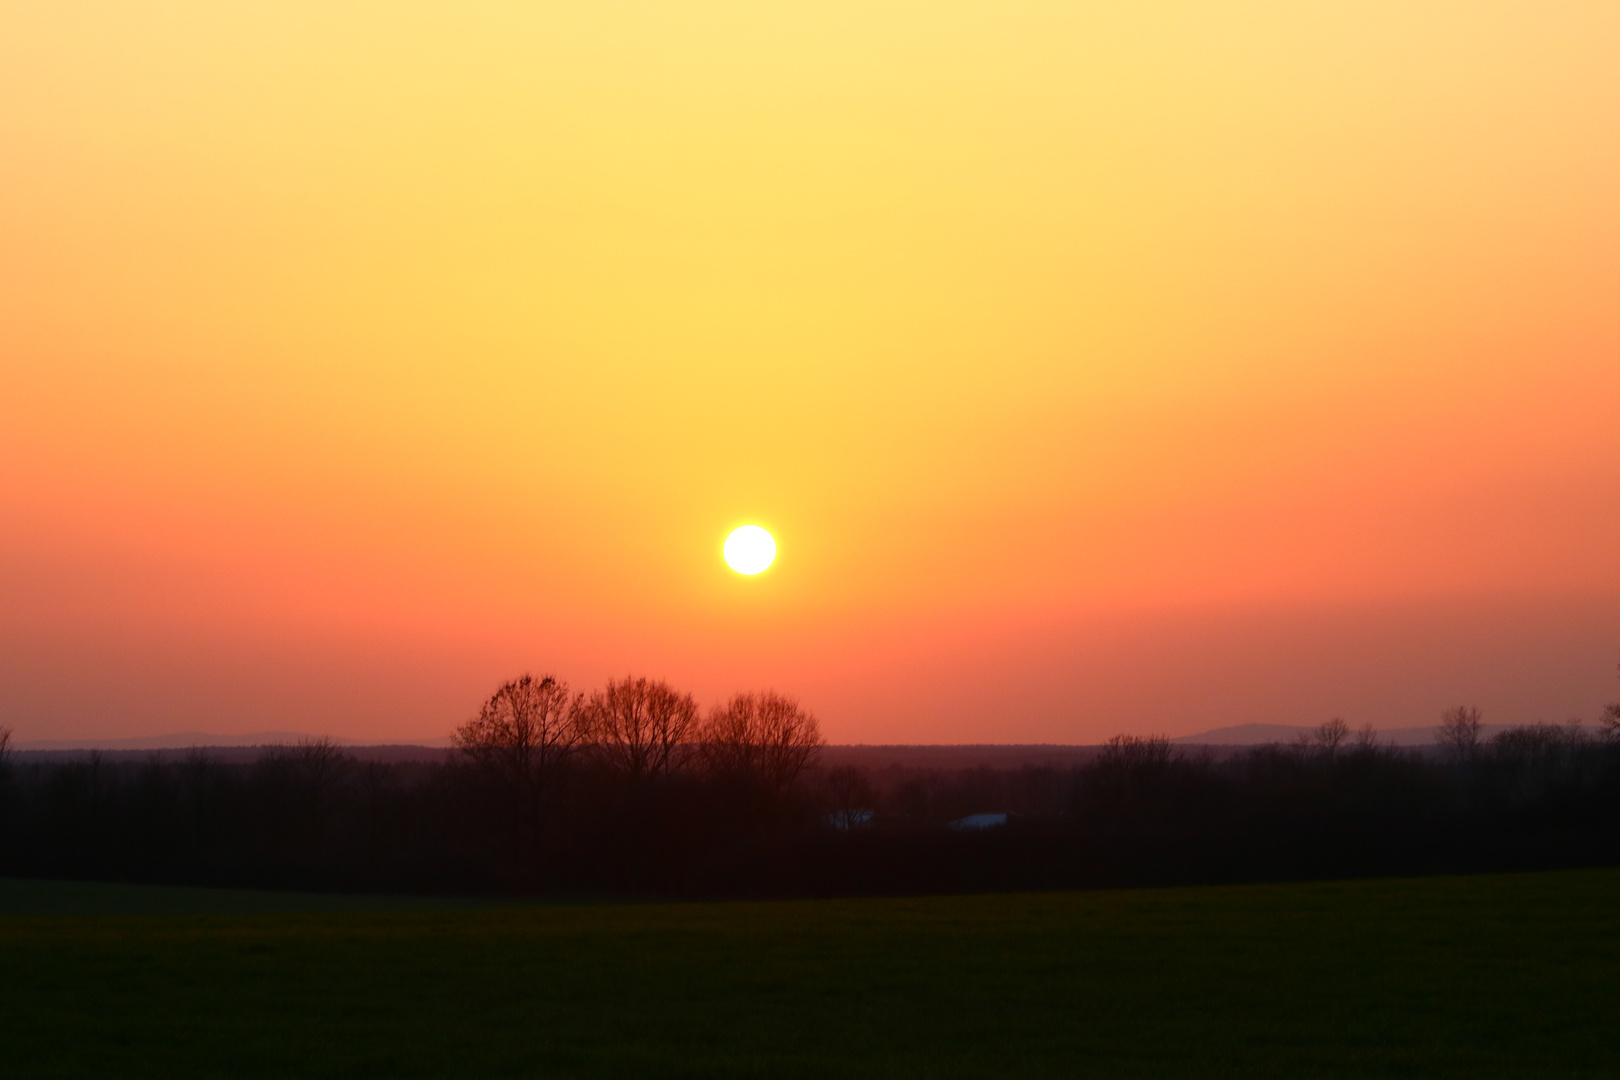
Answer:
[3,2,1618,743]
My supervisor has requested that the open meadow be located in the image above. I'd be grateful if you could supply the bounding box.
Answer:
[2,868,1617,1079]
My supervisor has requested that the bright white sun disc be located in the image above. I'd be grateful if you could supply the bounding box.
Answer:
[723,525,776,575]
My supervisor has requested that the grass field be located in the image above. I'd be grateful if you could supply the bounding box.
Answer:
[2,870,1617,1079]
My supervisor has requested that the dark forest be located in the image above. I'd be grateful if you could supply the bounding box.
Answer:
[2,680,1618,898]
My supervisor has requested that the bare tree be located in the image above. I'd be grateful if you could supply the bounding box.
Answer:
[454,675,583,873]
[1354,723,1379,751]
[455,675,583,781]
[1090,734,1174,810]
[454,675,584,827]
[1314,718,1350,757]
[255,736,353,844]
[1437,705,1483,761]
[1601,703,1620,743]
[701,691,824,794]
[286,736,348,797]
[1097,733,1172,771]
[581,676,699,780]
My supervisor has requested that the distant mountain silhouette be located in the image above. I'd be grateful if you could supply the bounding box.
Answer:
[1173,722,1512,747]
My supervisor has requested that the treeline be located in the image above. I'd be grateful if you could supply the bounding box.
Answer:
[0,683,1617,898]
[0,675,824,896]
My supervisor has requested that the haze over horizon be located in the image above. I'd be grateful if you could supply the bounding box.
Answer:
[4,2,1618,745]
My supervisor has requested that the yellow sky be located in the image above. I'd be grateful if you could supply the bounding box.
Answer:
[3,2,1618,741]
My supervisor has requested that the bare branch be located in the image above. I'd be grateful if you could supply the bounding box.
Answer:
[1437,705,1483,761]
[1314,718,1350,756]
[581,676,699,780]
[454,674,584,785]
[701,691,824,793]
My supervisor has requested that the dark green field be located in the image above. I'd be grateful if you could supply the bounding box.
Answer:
[2,870,1616,1078]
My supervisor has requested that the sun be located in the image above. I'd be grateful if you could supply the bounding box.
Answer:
[723,525,776,575]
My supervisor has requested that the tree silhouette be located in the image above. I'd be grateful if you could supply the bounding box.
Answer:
[1602,703,1620,743]
[582,676,698,780]
[3,701,1620,897]
[1602,660,1620,743]
[455,675,582,781]
[454,675,584,854]
[255,736,352,850]
[1437,706,1483,761]
[1314,718,1351,757]
[1097,733,1172,772]
[701,691,824,795]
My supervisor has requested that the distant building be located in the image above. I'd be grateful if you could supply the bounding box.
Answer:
[947,812,1011,830]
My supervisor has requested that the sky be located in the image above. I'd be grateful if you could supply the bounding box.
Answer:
[3,1,1619,744]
